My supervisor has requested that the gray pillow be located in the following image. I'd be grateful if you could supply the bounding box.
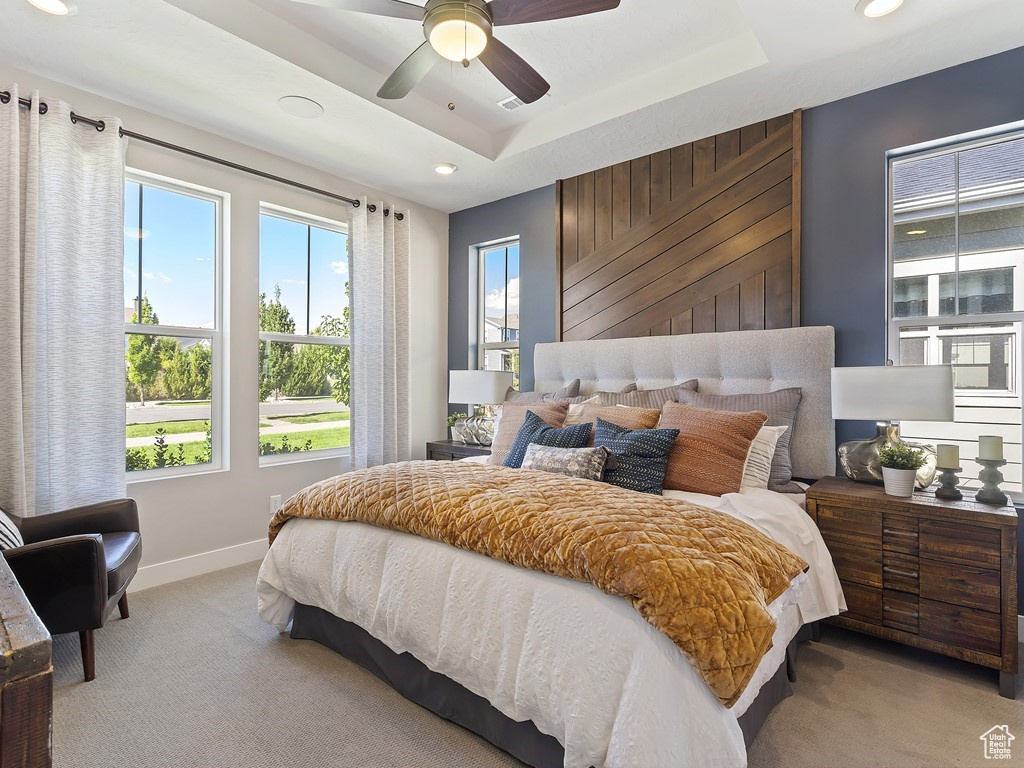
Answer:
[504,379,581,404]
[677,388,803,493]
[597,381,698,409]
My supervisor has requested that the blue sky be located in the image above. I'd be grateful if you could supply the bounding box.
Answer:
[483,243,519,323]
[124,182,348,333]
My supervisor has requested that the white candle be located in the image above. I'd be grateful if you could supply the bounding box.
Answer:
[936,444,959,468]
[978,435,1003,461]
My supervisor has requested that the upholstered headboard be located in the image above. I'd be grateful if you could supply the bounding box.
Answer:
[534,326,836,481]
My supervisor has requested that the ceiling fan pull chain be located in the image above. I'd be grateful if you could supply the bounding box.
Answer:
[448,60,456,111]
[461,4,471,68]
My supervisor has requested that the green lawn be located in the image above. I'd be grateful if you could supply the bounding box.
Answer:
[126,419,210,438]
[155,400,211,407]
[260,426,350,452]
[267,411,350,425]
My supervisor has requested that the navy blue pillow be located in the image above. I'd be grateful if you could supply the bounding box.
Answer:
[502,410,593,469]
[594,418,680,495]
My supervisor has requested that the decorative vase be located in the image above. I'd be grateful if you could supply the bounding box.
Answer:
[881,467,917,497]
[837,423,937,489]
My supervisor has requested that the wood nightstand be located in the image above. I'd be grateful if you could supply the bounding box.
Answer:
[806,475,1018,698]
[426,440,491,461]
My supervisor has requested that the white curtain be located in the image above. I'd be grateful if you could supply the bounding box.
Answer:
[0,85,127,516]
[348,198,411,468]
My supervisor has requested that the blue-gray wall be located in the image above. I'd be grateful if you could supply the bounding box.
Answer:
[448,185,556,391]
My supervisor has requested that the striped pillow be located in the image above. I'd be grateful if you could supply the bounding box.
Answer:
[504,380,581,404]
[658,403,767,496]
[594,419,680,495]
[0,508,24,550]
[501,411,593,469]
[596,381,698,409]
[741,425,789,491]
[678,388,803,492]
[488,402,569,465]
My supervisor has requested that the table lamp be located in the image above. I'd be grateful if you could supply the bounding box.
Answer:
[448,370,514,446]
[831,365,955,488]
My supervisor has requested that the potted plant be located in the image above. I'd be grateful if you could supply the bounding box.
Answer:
[878,443,926,497]
[447,412,468,442]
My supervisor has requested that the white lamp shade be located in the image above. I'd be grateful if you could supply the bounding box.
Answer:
[449,370,514,405]
[831,365,954,422]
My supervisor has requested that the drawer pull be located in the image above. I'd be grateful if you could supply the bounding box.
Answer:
[883,529,918,538]
[883,566,918,578]
[883,606,919,618]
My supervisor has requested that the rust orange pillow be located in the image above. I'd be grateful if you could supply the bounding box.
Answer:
[658,403,767,495]
[579,405,661,445]
[488,402,569,465]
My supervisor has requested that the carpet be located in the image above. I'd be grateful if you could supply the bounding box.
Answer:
[52,562,1021,767]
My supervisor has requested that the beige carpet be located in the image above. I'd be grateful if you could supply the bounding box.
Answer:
[52,562,1021,768]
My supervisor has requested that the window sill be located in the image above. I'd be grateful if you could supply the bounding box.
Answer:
[127,463,227,485]
[259,448,351,469]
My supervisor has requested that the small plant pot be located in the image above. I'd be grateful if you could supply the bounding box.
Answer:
[882,467,917,497]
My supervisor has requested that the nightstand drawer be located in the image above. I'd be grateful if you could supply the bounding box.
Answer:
[920,599,1001,657]
[842,582,882,624]
[429,450,456,461]
[882,552,919,594]
[919,521,1000,569]
[830,543,882,588]
[883,514,918,556]
[882,590,919,634]
[817,505,882,549]
[920,560,1000,613]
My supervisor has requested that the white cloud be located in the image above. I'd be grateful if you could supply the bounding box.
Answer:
[143,271,154,281]
[158,272,173,283]
[142,271,173,283]
[283,278,307,286]
[330,261,349,276]
[485,277,519,316]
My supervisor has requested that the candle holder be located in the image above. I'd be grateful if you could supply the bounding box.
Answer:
[934,466,962,501]
[975,459,1008,506]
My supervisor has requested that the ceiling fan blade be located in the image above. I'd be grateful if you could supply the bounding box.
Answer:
[478,37,550,104]
[488,0,619,26]
[290,0,423,21]
[377,42,442,99]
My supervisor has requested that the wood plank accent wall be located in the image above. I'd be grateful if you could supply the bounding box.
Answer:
[555,111,802,341]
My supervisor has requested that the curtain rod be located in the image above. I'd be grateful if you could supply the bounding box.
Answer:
[1,90,406,221]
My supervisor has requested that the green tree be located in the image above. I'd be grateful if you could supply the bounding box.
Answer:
[283,314,351,403]
[258,285,296,402]
[126,297,162,405]
[163,341,212,401]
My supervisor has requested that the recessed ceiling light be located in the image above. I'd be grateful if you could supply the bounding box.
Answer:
[27,0,76,15]
[905,229,927,235]
[435,163,458,176]
[855,0,904,18]
[277,95,324,119]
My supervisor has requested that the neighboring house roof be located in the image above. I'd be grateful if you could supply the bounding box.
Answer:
[485,314,520,331]
[894,140,1024,203]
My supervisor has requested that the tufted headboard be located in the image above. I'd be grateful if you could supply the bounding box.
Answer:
[533,326,836,481]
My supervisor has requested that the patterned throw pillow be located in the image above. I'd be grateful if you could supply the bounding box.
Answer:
[594,418,680,495]
[502,411,593,469]
[521,444,611,481]
[658,403,768,496]
[596,381,698,409]
[488,402,569,465]
[579,405,661,445]
[741,425,789,491]
[678,388,803,493]
[0,508,24,550]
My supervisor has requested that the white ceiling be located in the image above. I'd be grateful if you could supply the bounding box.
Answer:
[2,0,1023,213]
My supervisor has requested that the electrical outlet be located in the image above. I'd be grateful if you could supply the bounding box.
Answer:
[270,494,282,517]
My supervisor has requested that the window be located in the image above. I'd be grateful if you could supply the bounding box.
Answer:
[258,207,350,461]
[124,173,223,475]
[478,240,520,385]
[887,129,1024,496]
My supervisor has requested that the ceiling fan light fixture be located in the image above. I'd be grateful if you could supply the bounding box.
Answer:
[855,0,904,17]
[27,0,76,15]
[424,1,492,63]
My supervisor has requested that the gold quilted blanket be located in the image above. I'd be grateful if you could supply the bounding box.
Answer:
[269,460,807,706]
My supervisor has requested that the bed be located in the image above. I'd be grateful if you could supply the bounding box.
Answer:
[257,326,846,768]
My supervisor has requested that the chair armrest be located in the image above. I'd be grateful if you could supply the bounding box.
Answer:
[3,535,108,633]
[15,499,139,544]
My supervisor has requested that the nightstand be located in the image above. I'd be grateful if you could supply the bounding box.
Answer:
[426,440,491,461]
[806,475,1018,698]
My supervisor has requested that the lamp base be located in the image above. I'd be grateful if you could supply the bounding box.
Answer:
[462,405,496,446]
[837,422,937,489]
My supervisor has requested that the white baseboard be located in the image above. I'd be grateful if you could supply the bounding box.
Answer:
[129,539,267,592]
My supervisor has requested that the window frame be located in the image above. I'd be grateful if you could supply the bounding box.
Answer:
[258,203,351,466]
[124,169,227,481]
[476,238,520,377]
[885,122,1024,500]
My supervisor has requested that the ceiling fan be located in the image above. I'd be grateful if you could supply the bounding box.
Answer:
[293,0,621,104]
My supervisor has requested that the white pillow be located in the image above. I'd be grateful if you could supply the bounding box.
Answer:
[563,396,600,426]
[740,426,788,491]
[0,508,24,550]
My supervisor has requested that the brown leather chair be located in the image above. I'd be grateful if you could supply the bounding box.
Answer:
[2,499,142,681]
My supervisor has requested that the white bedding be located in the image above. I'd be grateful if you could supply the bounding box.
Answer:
[257,470,844,768]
